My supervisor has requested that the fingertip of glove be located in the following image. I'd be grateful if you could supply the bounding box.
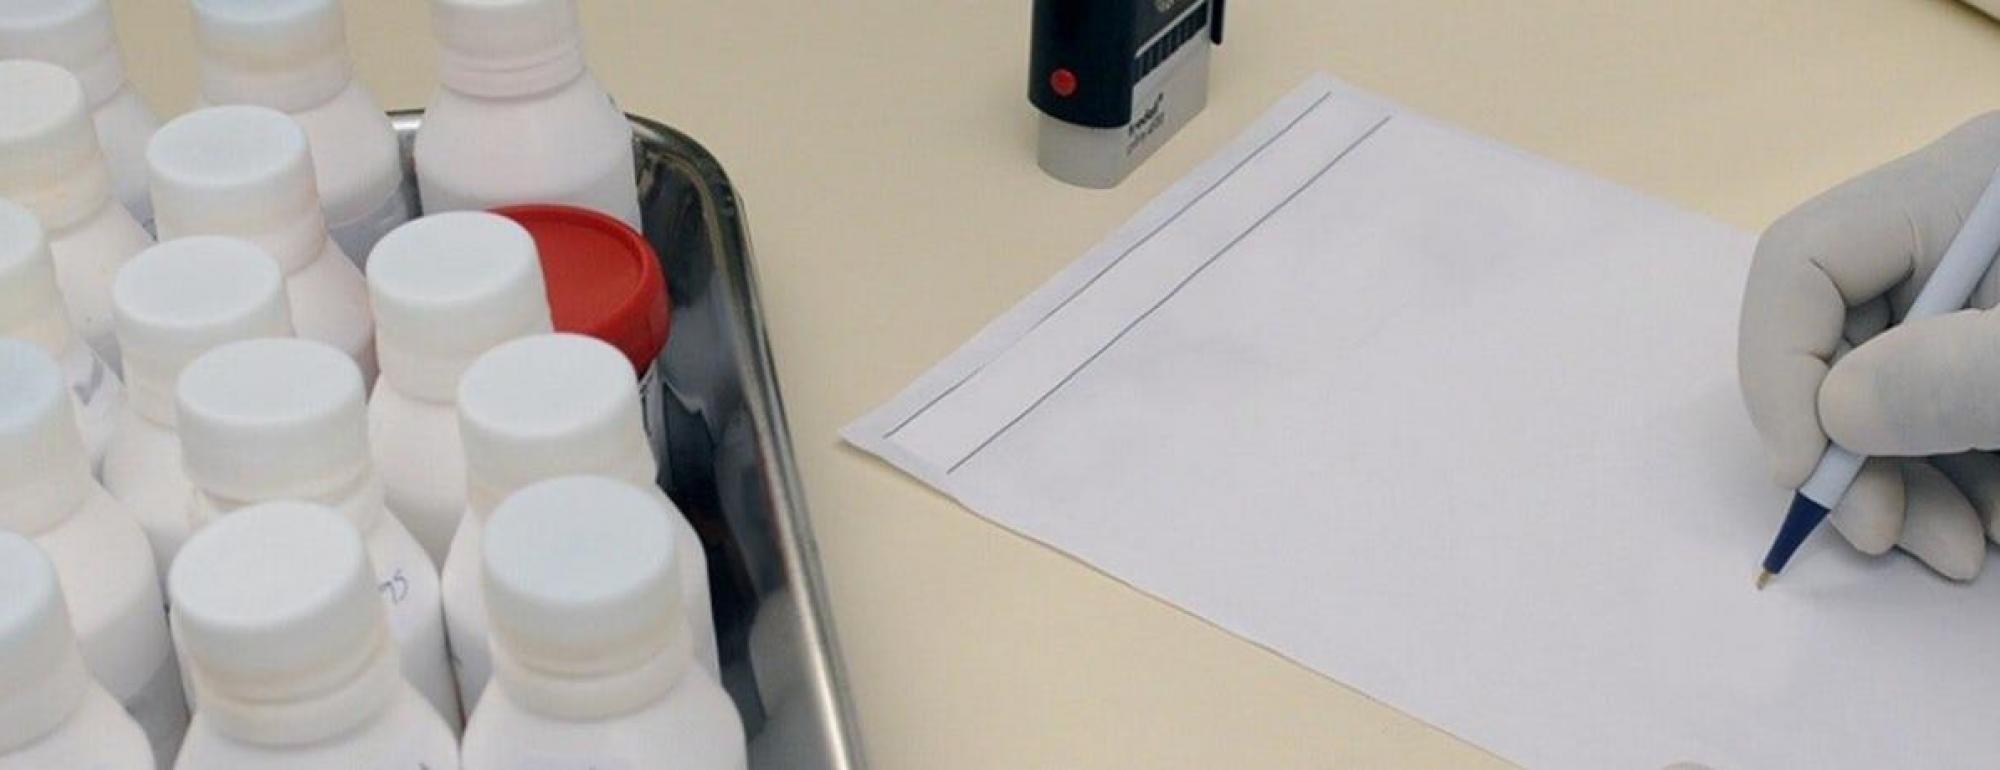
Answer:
[1829,464,1904,556]
[1900,465,1987,581]
[1765,431,1826,490]
[1816,358,1885,453]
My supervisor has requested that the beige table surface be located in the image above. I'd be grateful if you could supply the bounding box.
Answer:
[109,1,2000,767]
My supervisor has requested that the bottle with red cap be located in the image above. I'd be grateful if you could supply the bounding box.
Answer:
[495,204,671,446]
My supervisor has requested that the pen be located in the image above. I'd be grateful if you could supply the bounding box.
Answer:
[1757,166,2000,588]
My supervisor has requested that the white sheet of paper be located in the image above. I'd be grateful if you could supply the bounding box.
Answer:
[846,74,2000,769]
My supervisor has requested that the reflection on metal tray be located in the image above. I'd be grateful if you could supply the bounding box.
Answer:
[391,112,865,769]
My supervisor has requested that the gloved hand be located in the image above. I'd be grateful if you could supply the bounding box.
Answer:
[1740,113,2000,581]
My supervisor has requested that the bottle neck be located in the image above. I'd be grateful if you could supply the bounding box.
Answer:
[5,160,115,233]
[194,471,385,536]
[162,215,327,276]
[1,312,78,368]
[0,642,89,752]
[436,39,587,100]
[200,53,354,114]
[0,459,90,537]
[123,349,183,428]
[193,629,399,747]
[467,451,656,524]
[491,622,693,722]
[70,48,129,109]
[377,342,473,404]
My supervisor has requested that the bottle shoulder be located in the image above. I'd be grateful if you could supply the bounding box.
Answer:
[102,409,178,475]
[100,414,193,527]
[416,77,631,168]
[0,686,152,770]
[439,513,483,593]
[178,687,457,770]
[92,87,163,139]
[362,508,442,587]
[463,675,746,770]
[367,387,459,433]
[34,492,160,634]
[292,239,366,289]
[367,391,465,493]
[49,203,151,260]
[289,84,405,221]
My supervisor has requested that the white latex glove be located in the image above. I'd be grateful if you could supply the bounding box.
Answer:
[1740,113,2000,581]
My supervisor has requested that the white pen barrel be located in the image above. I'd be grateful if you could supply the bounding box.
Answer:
[1907,167,2000,319]
[1800,444,1866,508]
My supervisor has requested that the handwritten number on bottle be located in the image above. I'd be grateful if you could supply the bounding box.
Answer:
[379,569,410,604]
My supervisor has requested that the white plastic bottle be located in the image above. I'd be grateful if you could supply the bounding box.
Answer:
[462,476,746,770]
[176,338,463,729]
[415,0,642,228]
[170,502,460,770]
[0,198,122,474]
[445,333,718,712]
[0,0,162,230]
[0,339,187,767]
[367,212,552,565]
[102,236,291,582]
[0,58,153,374]
[190,0,412,262]
[148,105,377,382]
[0,533,152,770]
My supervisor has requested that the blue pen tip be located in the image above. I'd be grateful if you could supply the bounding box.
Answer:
[1759,493,1832,582]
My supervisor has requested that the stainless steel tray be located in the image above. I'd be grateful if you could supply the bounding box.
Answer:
[390,112,865,769]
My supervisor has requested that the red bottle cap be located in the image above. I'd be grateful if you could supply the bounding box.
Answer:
[492,204,670,375]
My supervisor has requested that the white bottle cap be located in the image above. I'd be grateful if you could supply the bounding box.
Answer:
[0,0,124,106]
[0,339,91,536]
[0,198,72,356]
[367,212,552,402]
[0,532,91,751]
[191,0,354,111]
[485,476,683,676]
[113,236,291,427]
[148,105,327,273]
[176,338,368,503]
[168,501,386,704]
[0,59,112,229]
[458,333,654,515]
[427,0,586,97]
